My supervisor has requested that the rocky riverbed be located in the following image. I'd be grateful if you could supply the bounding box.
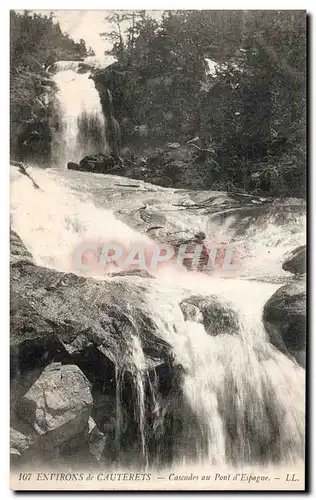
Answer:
[10,166,306,468]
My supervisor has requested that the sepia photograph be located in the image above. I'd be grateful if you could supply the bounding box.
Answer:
[9,8,306,491]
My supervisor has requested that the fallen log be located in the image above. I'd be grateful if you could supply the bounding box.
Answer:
[10,161,41,190]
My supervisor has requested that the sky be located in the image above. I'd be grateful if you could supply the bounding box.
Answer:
[53,11,111,57]
[33,10,163,58]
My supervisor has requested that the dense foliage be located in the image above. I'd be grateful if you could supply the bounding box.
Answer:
[10,10,306,197]
[96,10,306,197]
[10,10,90,162]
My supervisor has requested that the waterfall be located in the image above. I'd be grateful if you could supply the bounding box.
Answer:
[10,166,305,468]
[50,61,107,169]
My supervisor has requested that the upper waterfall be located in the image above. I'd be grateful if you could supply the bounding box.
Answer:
[50,61,108,169]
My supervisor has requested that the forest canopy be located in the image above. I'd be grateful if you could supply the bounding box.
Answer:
[10,10,306,197]
[10,10,91,162]
[96,10,306,197]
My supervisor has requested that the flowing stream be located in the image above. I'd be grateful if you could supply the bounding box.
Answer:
[50,61,107,168]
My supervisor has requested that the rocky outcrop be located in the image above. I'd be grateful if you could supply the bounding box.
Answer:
[68,153,117,173]
[67,161,80,170]
[282,245,306,275]
[11,363,105,465]
[10,428,34,461]
[10,249,182,465]
[16,363,93,448]
[10,230,34,265]
[122,144,198,189]
[10,263,173,371]
[263,282,306,367]
[180,295,241,336]
[87,417,107,461]
[108,269,155,279]
[74,142,208,189]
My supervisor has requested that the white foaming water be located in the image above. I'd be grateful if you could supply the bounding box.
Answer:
[114,335,148,465]
[51,61,107,168]
[129,336,147,462]
[10,166,305,467]
[144,277,304,466]
[205,208,306,280]
[10,168,152,275]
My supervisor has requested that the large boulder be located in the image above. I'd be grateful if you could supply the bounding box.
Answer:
[263,282,306,367]
[282,245,306,275]
[162,160,190,186]
[10,428,34,460]
[10,253,187,466]
[180,295,241,336]
[78,153,116,173]
[16,363,93,448]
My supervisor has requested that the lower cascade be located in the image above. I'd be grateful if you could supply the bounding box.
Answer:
[10,166,305,469]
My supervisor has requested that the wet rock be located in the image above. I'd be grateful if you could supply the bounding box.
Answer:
[282,245,306,275]
[10,289,67,377]
[171,238,210,271]
[78,153,115,173]
[180,295,241,336]
[56,416,108,464]
[263,282,306,367]
[16,363,93,448]
[67,161,80,170]
[9,234,190,464]
[163,146,192,164]
[87,417,107,461]
[10,428,34,459]
[108,269,155,279]
[180,303,203,323]
[10,259,173,377]
[119,144,199,189]
[10,229,34,265]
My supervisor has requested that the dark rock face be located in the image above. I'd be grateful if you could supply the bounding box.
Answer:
[71,141,209,189]
[108,269,155,279]
[263,282,306,367]
[282,245,306,275]
[180,295,241,336]
[10,263,173,370]
[179,302,203,324]
[11,75,55,166]
[10,243,182,466]
[67,161,80,170]
[16,363,93,447]
[10,428,34,460]
[162,146,192,164]
[137,145,196,189]
[77,153,116,173]
[10,230,34,265]
[87,417,107,461]
[84,142,203,189]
